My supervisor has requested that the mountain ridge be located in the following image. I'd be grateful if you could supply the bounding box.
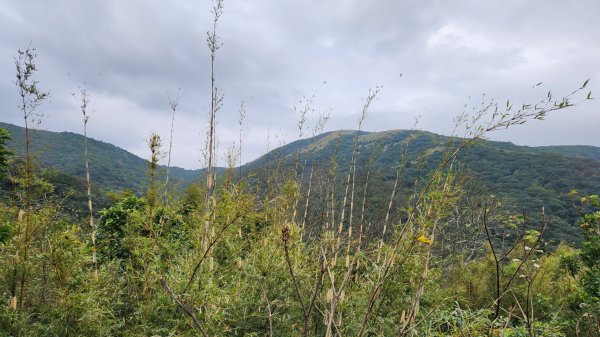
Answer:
[0,121,203,195]
[2,121,600,243]
[242,128,600,244]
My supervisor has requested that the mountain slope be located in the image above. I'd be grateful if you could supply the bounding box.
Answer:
[536,145,600,161]
[2,122,599,243]
[0,122,202,195]
[243,129,600,243]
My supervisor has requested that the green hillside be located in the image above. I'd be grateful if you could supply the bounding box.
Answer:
[0,122,205,219]
[2,122,599,243]
[0,122,202,195]
[244,129,600,244]
[536,145,600,161]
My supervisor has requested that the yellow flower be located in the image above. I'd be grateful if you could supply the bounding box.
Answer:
[417,235,432,244]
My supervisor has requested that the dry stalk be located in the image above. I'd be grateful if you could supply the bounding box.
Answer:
[202,0,224,256]
[75,88,97,278]
[165,88,182,203]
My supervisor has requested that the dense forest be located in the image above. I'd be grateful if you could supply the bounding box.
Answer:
[1,2,600,336]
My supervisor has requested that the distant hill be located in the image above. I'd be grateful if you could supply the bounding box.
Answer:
[243,129,600,244]
[536,145,600,161]
[0,122,202,197]
[2,122,599,244]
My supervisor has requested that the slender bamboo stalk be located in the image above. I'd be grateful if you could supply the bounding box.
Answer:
[165,89,181,204]
[78,88,97,278]
[12,47,48,310]
[203,0,224,255]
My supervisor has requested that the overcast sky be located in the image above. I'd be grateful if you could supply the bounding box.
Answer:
[1,0,598,169]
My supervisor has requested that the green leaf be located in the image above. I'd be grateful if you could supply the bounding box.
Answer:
[524,229,541,242]
[0,224,12,244]
[582,78,590,88]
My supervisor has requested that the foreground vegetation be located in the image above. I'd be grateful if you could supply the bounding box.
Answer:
[1,2,599,336]
[1,120,600,336]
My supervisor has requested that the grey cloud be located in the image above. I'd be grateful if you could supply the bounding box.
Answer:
[1,0,599,169]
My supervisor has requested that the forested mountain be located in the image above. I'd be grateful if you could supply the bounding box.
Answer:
[2,122,600,243]
[536,145,600,161]
[0,122,201,194]
[0,122,205,218]
[244,130,600,243]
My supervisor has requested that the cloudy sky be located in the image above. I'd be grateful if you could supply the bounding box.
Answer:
[1,0,598,169]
